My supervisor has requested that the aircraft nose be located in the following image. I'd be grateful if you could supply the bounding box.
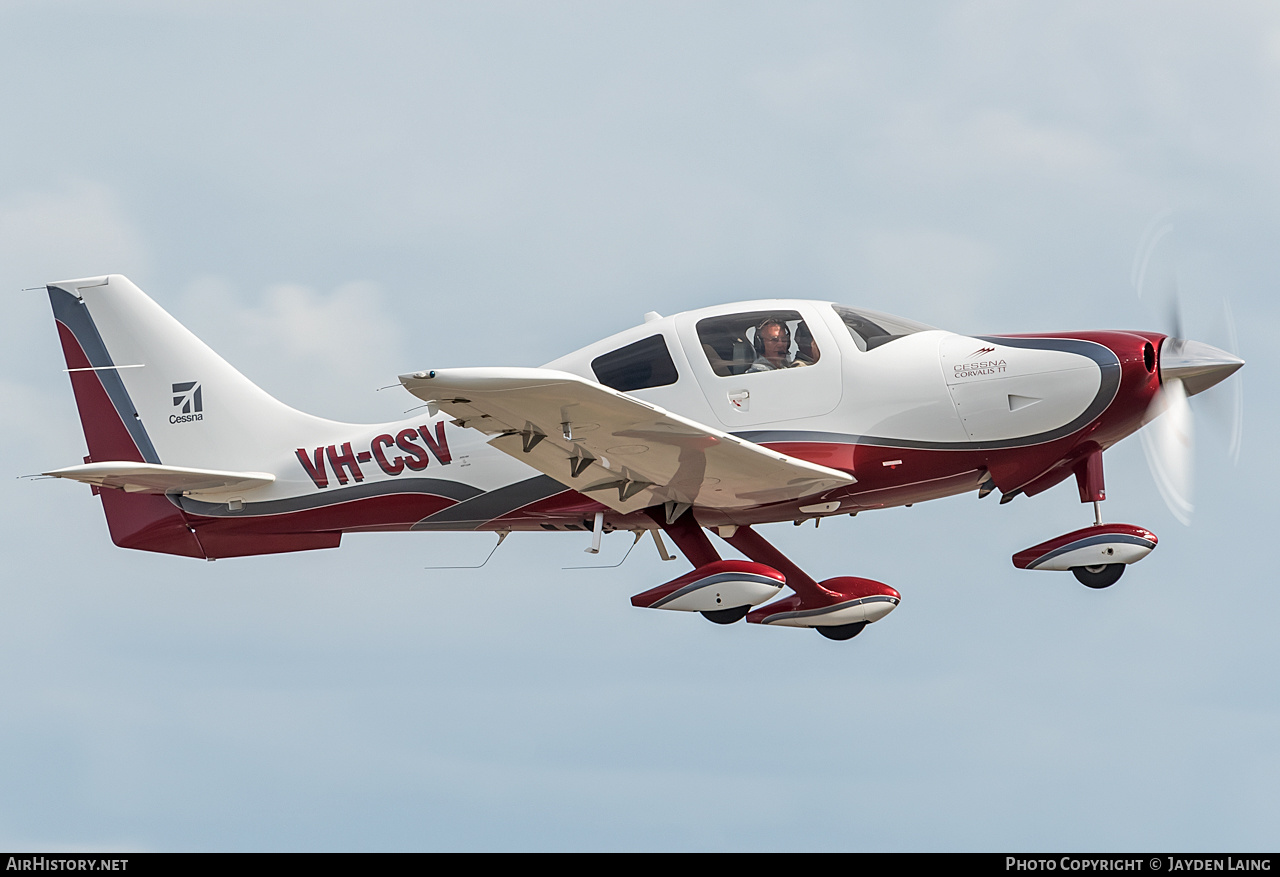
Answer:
[1160,338,1244,397]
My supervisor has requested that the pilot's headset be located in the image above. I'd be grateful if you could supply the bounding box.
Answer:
[752,318,791,358]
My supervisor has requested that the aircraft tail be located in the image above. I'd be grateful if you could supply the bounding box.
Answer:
[46,274,347,558]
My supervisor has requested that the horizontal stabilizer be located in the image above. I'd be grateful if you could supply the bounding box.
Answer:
[43,462,275,496]
[398,367,854,513]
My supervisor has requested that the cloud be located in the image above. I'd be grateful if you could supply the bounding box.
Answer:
[869,103,1117,191]
[959,109,1115,176]
[753,53,868,118]
[175,277,409,423]
[0,376,80,462]
[856,227,1002,327]
[240,282,401,364]
[0,183,151,469]
[0,181,151,285]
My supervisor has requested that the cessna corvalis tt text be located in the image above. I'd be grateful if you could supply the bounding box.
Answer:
[39,276,1242,641]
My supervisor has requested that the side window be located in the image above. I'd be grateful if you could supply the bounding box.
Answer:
[591,334,679,392]
[695,310,820,376]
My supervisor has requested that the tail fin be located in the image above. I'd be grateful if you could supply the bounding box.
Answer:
[47,274,345,558]
[48,274,331,471]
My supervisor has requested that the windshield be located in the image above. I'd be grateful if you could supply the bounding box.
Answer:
[833,305,934,352]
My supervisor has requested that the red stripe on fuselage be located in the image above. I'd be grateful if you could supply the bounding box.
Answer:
[190,491,458,535]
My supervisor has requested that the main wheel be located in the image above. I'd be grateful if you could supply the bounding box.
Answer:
[816,621,867,641]
[701,605,750,625]
[1071,563,1125,589]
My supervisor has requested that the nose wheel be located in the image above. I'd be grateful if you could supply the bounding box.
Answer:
[700,605,752,625]
[815,621,867,641]
[1071,563,1125,589]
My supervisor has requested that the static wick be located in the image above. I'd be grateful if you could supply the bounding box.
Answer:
[424,531,510,570]
[564,530,644,570]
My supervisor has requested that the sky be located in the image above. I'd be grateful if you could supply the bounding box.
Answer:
[0,1,1276,852]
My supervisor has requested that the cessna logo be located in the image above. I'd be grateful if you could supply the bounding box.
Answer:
[170,381,204,423]
[969,346,996,357]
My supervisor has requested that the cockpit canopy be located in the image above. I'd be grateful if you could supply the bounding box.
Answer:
[577,301,936,396]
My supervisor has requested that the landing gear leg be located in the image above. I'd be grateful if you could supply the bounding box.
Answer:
[1015,451,1157,588]
[717,524,823,595]
[646,508,759,625]
[1072,449,1126,588]
[716,525,900,640]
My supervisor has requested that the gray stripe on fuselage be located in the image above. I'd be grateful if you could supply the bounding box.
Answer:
[48,284,161,464]
[411,475,568,530]
[740,336,1121,451]
[174,477,486,517]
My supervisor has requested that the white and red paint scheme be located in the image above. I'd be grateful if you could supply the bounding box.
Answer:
[41,275,1243,640]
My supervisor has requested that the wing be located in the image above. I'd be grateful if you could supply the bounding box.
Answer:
[399,367,854,515]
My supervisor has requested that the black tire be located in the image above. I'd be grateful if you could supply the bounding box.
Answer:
[701,605,750,625]
[816,621,867,641]
[1071,563,1125,589]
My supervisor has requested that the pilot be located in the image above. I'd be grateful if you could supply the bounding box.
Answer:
[747,319,793,372]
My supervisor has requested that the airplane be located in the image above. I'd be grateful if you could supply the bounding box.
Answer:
[37,275,1244,641]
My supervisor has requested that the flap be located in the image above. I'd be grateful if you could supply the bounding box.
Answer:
[44,462,276,495]
[399,367,854,514]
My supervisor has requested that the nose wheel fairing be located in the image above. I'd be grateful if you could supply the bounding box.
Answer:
[1013,523,1158,572]
[1013,523,1156,590]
